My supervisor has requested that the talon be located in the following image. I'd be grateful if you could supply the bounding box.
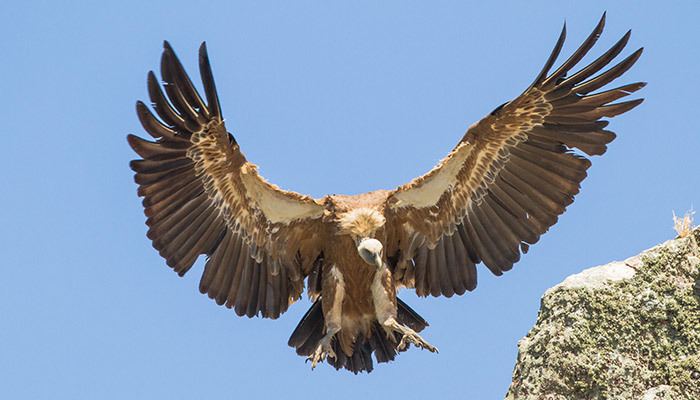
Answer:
[307,347,325,369]
[326,346,337,361]
[398,337,409,351]
[306,337,335,370]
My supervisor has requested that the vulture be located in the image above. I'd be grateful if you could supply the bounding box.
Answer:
[128,14,644,373]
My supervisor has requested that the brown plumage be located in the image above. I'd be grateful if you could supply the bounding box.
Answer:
[128,14,644,374]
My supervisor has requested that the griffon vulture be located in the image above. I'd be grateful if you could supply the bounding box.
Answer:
[128,14,644,373]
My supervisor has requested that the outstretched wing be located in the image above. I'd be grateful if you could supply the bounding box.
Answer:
[128,42,326,318]
[384,15,644,297]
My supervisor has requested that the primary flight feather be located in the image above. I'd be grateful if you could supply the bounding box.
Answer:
[128,14,644,373]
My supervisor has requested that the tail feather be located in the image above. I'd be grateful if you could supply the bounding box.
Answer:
[288,300,324,354]
[329,337,373,374]
[287,297,428,374]
[397,297,429,332]
[369,322,397,363]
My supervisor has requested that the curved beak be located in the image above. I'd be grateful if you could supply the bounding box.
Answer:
[373,253,383,268]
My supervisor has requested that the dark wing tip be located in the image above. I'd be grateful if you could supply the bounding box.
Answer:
[627,47,645,65]
[135,100,146,114]
[530,22,568,88]
[624,97,645,109]
[541,14,610,88]
[199,42,209,62]
[560,21,567,41]
[146,70,158,85]
[161,40,180,64]
[198,42,222,120]
[597,12,606,33]
[126,134,141,152]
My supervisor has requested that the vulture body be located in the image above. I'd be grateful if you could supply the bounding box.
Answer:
[128,14,644,373]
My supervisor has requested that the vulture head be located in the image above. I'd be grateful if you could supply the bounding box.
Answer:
[358,238,384,268]
[338,207,387,267]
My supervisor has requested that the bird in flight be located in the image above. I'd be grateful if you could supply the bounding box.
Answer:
[128,14,644,373]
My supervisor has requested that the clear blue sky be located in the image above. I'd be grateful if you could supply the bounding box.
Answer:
[2,1,698,399]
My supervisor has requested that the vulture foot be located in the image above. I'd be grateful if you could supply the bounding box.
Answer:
[398,330,438,353]
[307,336,336,369]
[383,317,438,353]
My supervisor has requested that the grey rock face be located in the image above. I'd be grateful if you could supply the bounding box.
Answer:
[506,229,700,400]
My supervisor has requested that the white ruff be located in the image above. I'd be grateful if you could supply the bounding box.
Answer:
[338,207,386,237]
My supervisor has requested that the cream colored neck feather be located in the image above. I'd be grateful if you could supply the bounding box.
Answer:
[338,208,386,238]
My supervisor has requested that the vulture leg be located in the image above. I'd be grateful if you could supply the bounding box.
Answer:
[308,266,344,369]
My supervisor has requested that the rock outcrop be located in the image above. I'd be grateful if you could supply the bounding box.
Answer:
[506,228,700,400]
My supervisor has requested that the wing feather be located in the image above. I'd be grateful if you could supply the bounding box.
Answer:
[223,237,247,307]
[443,234,465,296]
[129,42,326,318]
[427,248,441,297]
[385,15,644,297]
[414,247,429,296]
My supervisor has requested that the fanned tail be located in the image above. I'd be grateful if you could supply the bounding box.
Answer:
[287,297,428,374]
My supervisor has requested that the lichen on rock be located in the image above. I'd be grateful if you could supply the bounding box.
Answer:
[506,228,700,400]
